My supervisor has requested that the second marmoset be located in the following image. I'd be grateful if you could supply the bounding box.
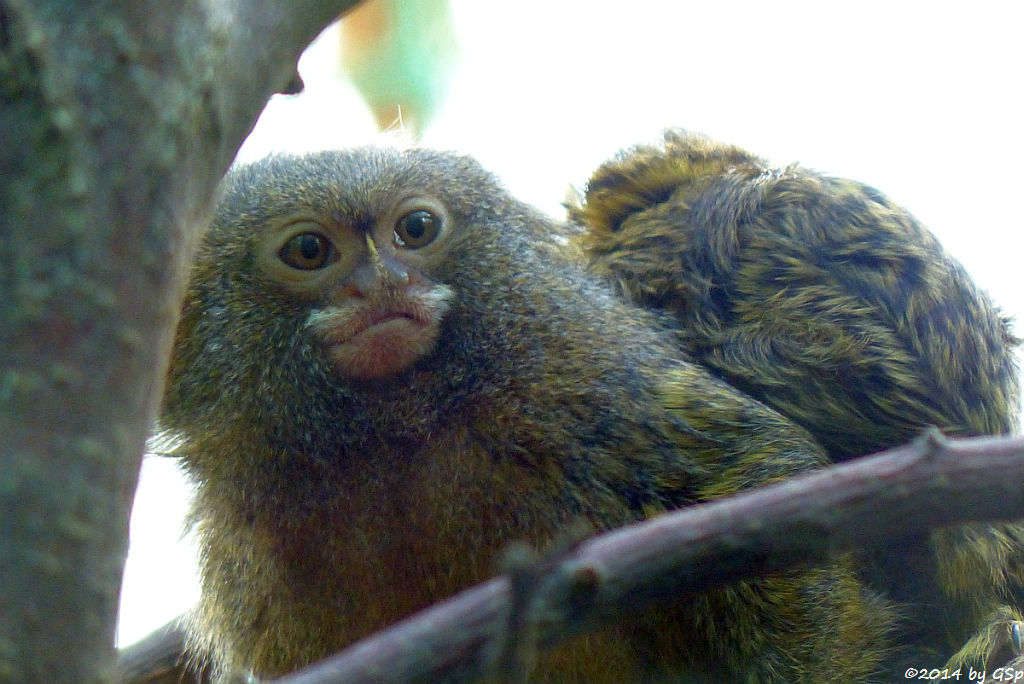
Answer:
[570,130,1024,671]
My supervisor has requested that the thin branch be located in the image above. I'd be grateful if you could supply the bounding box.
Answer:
[116,620,207,684]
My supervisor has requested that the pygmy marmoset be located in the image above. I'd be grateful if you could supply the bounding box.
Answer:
[162,135,1021,680]
[570,130,1024,670]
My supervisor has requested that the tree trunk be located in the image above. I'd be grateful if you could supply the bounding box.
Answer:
[0,2,359,680]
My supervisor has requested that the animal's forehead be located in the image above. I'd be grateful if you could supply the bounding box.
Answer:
[296,148,474,198]
[296,150,496,218]
[215,147,504,241]
[318,147,479,185]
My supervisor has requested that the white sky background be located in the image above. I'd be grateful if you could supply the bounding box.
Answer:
[117,0,1024,646]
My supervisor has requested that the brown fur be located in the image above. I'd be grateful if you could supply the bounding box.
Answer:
[570,129,1024,669]
[163,146,896,681]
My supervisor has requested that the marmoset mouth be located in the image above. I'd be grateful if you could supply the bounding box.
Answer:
[309,300,431,345]
[347,309,423,339]
[306,299,446,381]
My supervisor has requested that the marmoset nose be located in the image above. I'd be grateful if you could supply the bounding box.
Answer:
[348,234,410,295]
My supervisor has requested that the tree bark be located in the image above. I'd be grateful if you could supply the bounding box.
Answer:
[0,2,359,680]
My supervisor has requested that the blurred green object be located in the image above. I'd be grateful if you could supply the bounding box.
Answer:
[341,0,460,136]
